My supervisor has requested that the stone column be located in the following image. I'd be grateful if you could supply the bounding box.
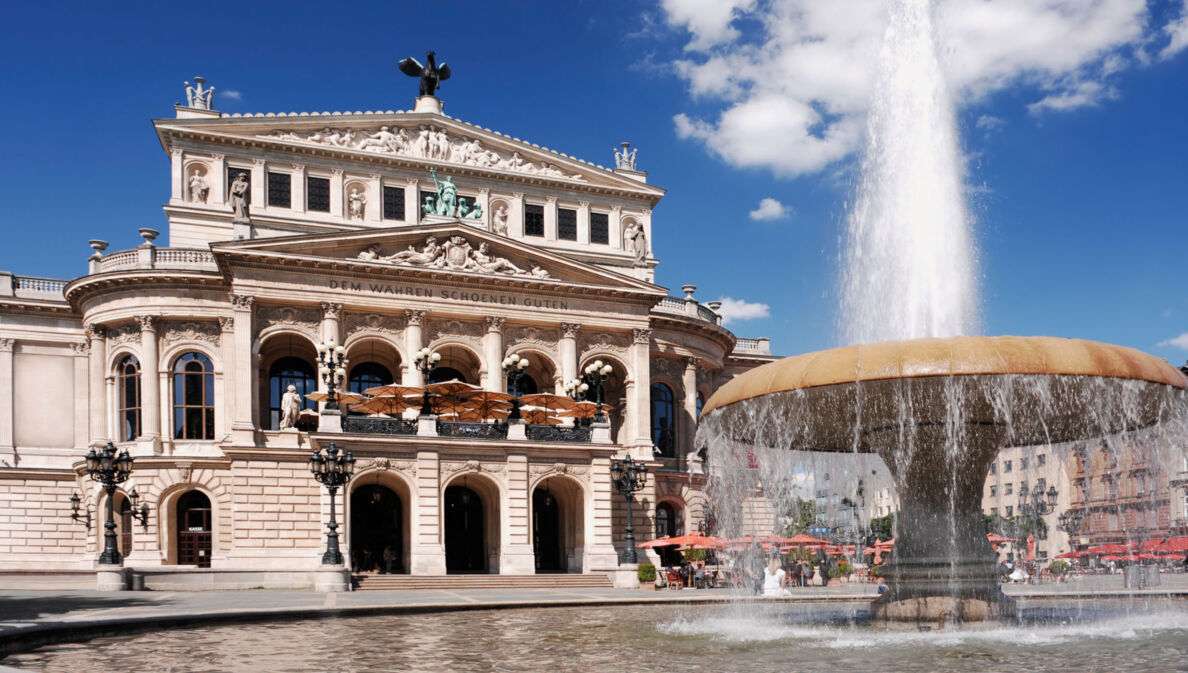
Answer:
[403,310,426,386]
[610,206,623,251]
[229,294,255,438]
[218,317,236,440]
[366,174,382,223]
[405,178,420,224]
[630,329,653,454]
[170,149,184,203]
[502,454,535,574]
[683,357,700,459]
[585,455,622,573]
[72,342,90,449]
[509,192,524,238]
[544,196,558,241]
[411,449,446,575]
[137,316,161,454]
[559,323,580,386]
[320,302,342,345]
[577,201,591,245]
[291,164,306,214]
[0,339,13,465]
[250,159,266,207]
[330,169,344,219]
[210,154,226,205]
[476,187,491,230]
[86,324,107,446]
[483,317,505,392]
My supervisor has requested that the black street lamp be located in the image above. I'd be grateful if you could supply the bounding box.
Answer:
[1058,509,1086,559]
[1018,483,1058,558]
[316,339,347,411]
[69,492,91,529]
[582,360,613,422]
[309,441,355,565]
[82,442,136,565]
[414,347,441,416]
[610,455,648,563]
[502,352,530,421]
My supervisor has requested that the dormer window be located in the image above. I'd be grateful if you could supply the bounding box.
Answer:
[307,176,330,212]
[590,212,609,244]
[558,208,577,241]
[267,172,291,208]
[524,203,544,237]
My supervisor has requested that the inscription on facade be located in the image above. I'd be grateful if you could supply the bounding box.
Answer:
[327,279,569,310]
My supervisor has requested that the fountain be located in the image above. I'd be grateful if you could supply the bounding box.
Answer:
[701,0,1188,624]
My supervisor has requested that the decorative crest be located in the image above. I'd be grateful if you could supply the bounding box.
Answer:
[356,235,549,279]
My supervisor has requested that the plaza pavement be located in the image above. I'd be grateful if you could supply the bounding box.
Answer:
[0,572,1185,661]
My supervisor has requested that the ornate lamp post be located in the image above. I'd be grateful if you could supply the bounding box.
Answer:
[610,455,648,563]
[316,339,347,411]
[414,347,441,415]
[82,442,143,565]
[309,441,355,565]
[1058,509,1086,562]
[1018,483,1058,559]
[502,353,530,421]
[582,360,614,422]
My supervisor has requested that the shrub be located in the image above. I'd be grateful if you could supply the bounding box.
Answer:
[837,560,853,576]
[638,563,656,582]
[870,564,882,578]
[1048,560,1070,575]
[683,548,708,562]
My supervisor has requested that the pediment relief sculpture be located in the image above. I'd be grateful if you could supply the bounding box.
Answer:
[260,124,584,181]
[356,235,550,279]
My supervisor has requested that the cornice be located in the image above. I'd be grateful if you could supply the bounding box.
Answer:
[0,298,78,317]
[0,467,77,480]
[648,313,736,354]
[65,270,229,308]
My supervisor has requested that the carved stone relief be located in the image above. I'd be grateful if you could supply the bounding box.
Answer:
[507,326,558,351]
[107,324,141,347]
[356,235,550,278]
[528,462,591,485]
[579,332,630,356]
[441,459,506,481]
[260,125,585,181]
[162,322,221,348]
[255,305,320,334]
[365,456,417,476]
[427,319,483,347]
[344,313,406,338]
[652,357,682,379]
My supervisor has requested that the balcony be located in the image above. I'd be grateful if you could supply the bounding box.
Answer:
[338,415,596,444]
[91,246,218,274]
[0,274,69,302]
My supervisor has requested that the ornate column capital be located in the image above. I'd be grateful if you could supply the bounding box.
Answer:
[512,191,524,200]
[560,323,582,339]
[171,148,183,159]
[330,167,344,176]
[405,309,427,326]
[212,153,225,162]
[252,158,266,167]
[70,342,91,357]
[546,195,557,204]
[369,173,381,181]
[85,323,106,341]
[485,316,506,333]
[0,338,15,352]
[684,356,701,372]
[135,315,158,333]
[406,177,419,186]
[320,302,343,320]
[292,163,306,172]
[579,200,590,208]
[229,293,255,310]
[218,316,236,333]
[632,328,652,344]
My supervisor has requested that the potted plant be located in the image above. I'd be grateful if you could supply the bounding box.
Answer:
[638,562,657,590]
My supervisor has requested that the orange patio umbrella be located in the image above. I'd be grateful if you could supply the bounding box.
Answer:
[638,536,677,549]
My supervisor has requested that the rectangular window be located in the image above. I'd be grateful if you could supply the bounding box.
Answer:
[557,208,577,240]
[227,168,251,205]
[524,204,544,237]
[1021,457,1029,470]
[990,463,997,475]
[1005,483,1013,495]
[1020,481,1028,496]
[1038,454,1046,467]
[990,485,997,496]
[1006,505,1013,517]
[991,507,998,516]
[307,176,330,212]
[383,185,405,221]
[267,172,291,208]
[590,212,609,244]
[1004,460,1012,473]
[1037,478,1046,491]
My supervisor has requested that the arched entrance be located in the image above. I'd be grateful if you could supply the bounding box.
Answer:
[532,476,585,573]
[350,484,404,574]
[444,484,485,572]
[655,501,682,567]
[176,490,212,567]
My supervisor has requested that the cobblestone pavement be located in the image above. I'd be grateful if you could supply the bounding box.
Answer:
[0,572,1184,660]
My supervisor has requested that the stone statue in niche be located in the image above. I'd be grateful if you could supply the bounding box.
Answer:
[188,168,210,203]
[184,77,215,109]
[279,384,301,430]
[492,204,509,236]
[229,172,250,223]
[624,220,647,266]
[348,187,367,220]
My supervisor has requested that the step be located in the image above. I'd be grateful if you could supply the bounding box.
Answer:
[353,573,613,591]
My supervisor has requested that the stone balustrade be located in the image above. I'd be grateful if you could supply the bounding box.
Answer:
[90,247,217,274]
[0,274,69,301]
[651,293,723,326]
[734,337,772,355]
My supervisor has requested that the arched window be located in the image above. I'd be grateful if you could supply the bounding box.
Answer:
[268,356,316,429]
[117,355,141,441]
[507,372,538,397]
[655,502,675,538]
[348,362,393,394]
[428,366,466,384]
[173,352,214,440]
[651,382,675,457]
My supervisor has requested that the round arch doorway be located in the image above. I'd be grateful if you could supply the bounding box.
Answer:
[176,490,212,568]
[444,484,487,573]
[532,476,585,573]
[350,484,404,574]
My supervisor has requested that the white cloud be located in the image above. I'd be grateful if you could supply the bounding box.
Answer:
[1162,0,1188,59]
[715,296,771,324]
[975,114,1005,131]
[1158,332,1188,349]
[222,90,243,101]
[749,197,791,220]
[661,0,1183,177]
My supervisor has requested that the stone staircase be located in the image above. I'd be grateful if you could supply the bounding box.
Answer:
[353,572,614,591]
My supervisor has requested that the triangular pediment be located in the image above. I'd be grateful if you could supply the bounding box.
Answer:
[211,222,666,298]
[155,112,663,198]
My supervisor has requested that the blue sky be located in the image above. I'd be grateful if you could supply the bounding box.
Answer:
[1,0,1186,366]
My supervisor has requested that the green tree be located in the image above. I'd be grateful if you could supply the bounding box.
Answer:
[782,497,817,536]
[869,512,896,542]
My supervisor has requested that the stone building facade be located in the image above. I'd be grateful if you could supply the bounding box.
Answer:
[0,87,777,587]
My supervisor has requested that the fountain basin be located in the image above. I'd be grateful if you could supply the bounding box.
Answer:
[701,336,1187,623]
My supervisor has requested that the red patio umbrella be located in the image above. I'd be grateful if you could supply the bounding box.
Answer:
[662,533,726,549]
[782,533,829,547]
[638,536,677,549]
